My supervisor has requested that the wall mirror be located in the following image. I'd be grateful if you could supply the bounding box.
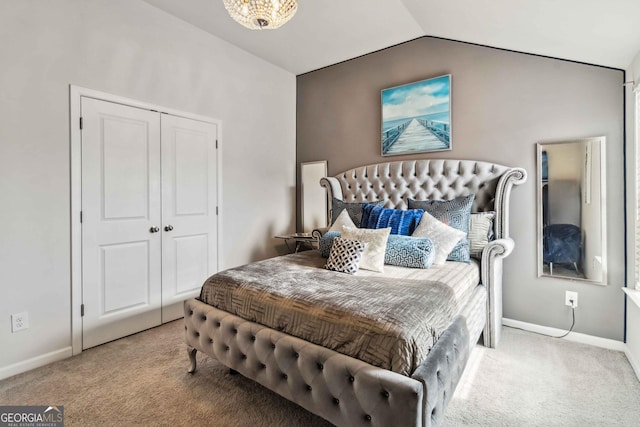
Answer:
[536,137,607,285]
[301,160,328,233]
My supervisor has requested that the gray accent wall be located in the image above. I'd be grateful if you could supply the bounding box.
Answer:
[297,37,625,340]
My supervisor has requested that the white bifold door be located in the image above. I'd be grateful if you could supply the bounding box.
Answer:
[81,97,217,349]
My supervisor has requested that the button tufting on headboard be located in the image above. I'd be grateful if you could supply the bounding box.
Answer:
[320,159,527,240]
[328,160,508,211]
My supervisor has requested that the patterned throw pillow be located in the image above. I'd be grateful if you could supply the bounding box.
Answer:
[325,237,367,275]
[408,195,475,263]
[322,232,435,269]
[385,235,435,269]
[412,212,466,265]
[361,204,424,236]
[331,198,384,228]
[469,211,496,258]
[319,231,341,258]
[341,226,391,272]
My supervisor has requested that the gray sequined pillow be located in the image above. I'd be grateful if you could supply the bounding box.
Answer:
[331,198,384,228]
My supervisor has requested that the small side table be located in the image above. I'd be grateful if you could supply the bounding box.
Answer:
[275,233,318,253]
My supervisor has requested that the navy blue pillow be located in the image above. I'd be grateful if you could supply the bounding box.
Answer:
[361,204,424,235]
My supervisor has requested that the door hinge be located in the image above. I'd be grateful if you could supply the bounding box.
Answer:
[79,117,83,129]
[80,211,83,223]
[216,139,218,149]
[216,206,219,215]
[81,304,85,317]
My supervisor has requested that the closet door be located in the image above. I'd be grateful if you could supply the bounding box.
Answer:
[81,98,162,349]
[160,114,218,322]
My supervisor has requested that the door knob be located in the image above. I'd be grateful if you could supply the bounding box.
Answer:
[164,225,174,232]
[149,226,160,233]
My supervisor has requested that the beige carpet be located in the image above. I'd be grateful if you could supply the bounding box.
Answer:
[1,320,639,426]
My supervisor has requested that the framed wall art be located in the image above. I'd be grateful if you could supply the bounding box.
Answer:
[381,74,451,156]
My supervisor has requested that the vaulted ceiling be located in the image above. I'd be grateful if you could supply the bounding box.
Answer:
[144,0,640,75]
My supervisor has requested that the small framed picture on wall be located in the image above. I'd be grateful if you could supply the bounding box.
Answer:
[381,74,451,156]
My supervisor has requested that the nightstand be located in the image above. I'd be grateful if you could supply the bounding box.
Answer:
[274,233,318,253]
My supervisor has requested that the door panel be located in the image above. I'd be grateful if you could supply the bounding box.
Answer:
[175,234,209,294]
[81,97,162,349]
[102,118,150,220]
[174,131,209,215]
[161,115,218,322]
[101,241,150,313]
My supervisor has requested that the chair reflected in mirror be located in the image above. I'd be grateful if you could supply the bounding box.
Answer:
[542,178,584,278]
[543,223,581,275]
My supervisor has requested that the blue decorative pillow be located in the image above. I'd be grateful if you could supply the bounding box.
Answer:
[361,204,424,236]
[408,195,475,263]
[385,235,435,269]
[319,231,341,258]
[331,198,384,228]
[447,239,471,263]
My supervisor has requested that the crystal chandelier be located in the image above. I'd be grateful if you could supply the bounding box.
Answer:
[223,0,298,30]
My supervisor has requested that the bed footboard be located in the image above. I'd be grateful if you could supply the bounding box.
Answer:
[412,316,470,427]
[185,299,473,427]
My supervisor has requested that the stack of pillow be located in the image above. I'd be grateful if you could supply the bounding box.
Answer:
[322,196,495,275]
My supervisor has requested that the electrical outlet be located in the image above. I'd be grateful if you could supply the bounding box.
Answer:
[11,312,29,332]
[565,291,578,308]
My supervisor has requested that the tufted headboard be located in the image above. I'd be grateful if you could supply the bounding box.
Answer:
[320,159,526,240]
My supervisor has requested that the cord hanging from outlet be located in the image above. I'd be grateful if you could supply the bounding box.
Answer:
[505,307,576,339]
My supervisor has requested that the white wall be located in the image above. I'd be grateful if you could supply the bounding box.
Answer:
[0,0,296,377]
[625,49,640,376]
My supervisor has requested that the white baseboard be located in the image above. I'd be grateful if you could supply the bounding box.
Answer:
[502,318,625,352]
[0,347,72,381]
[625,345,640,382]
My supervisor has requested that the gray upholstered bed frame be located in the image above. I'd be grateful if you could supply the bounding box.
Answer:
[184,159,526,427]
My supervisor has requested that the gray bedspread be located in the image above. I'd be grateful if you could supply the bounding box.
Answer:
[199,251,479,375]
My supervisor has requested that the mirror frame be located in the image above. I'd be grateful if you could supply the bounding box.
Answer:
[536,136,607,285]
[300,160,328,233]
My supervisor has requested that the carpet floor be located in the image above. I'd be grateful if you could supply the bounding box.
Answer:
[1,320,639,426]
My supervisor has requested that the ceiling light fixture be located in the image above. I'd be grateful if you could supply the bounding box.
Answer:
[223,0,298,30]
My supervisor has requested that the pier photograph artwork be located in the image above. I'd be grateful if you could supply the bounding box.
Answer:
[381,74,451,156]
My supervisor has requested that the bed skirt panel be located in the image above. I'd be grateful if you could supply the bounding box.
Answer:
[459,284,487,348]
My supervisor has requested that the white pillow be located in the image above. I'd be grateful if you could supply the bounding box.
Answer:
[469,212,496,258]
[329,209,357,232]
[412,212,466,265]
[341,226,391,272]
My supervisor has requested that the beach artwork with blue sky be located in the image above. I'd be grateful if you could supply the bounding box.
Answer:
[381,74,451,156]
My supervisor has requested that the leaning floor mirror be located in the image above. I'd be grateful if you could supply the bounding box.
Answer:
[536,136,607,284]
[300,160,328,233]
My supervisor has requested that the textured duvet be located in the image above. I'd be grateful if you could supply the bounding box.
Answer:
[199,250,479,375]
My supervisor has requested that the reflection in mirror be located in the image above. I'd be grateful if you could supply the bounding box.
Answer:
[537,137,607,284]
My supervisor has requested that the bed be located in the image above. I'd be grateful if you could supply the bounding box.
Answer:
[184,159,526,427]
